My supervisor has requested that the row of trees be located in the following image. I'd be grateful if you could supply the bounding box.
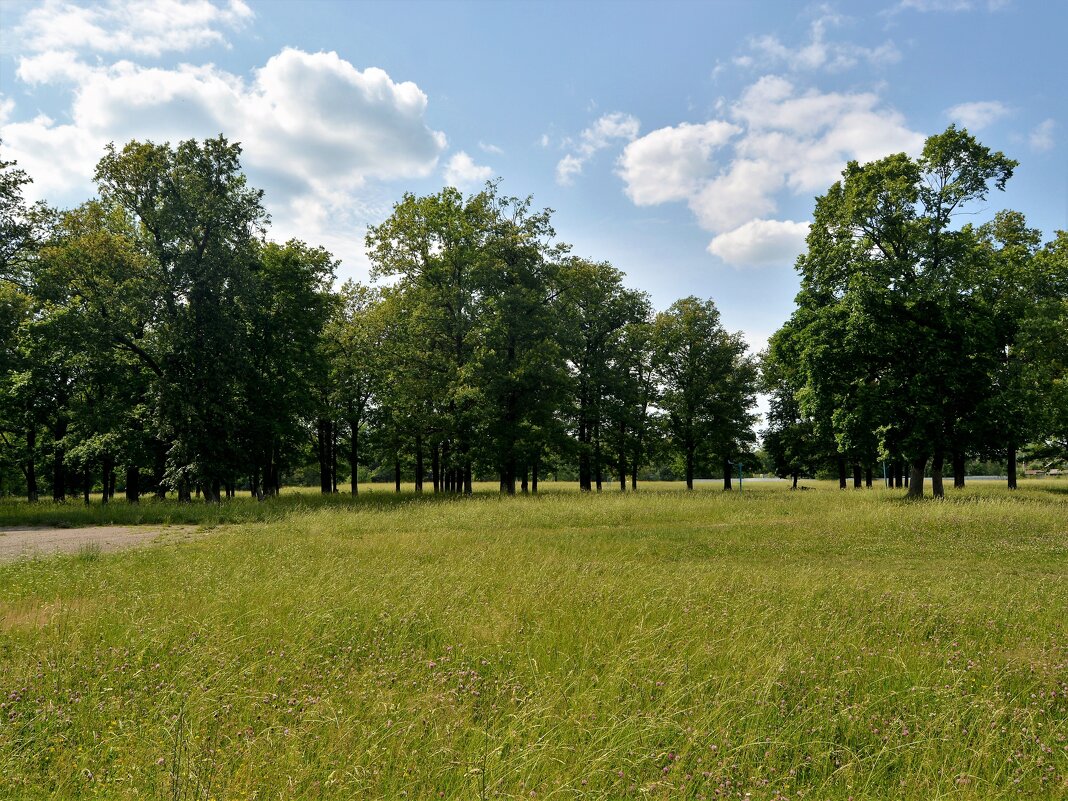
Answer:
[0,136,759,502]
[760,126,1068,497]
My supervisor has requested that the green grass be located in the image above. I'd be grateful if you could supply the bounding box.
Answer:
[1,482,1066,799]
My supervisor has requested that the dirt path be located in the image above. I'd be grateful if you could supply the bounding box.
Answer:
[0,525,201,563]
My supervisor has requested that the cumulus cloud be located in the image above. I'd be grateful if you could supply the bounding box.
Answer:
[618,121,739,206]
[946,100,1009,130]
[444,151,493,187]
[15,0,253,58]
[618,75,924,267]
[738,14,901,73]
[556,111,640,185]
[1029,119,1055,152]
[2,46,448,265]
[707,219,810,268]
[478,141,503,155]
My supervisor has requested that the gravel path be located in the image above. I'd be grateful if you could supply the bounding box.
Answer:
[0,525,200,563]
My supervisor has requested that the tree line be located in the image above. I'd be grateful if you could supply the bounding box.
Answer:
[0,136,759,502]
[760,126,1067,497]
[1,128,1063,504]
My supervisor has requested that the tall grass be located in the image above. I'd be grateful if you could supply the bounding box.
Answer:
[1,482,1065,798]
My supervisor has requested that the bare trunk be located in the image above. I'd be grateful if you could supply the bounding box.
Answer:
[464,462,473,495]
[52,419,67,502]
[429,442,437,493]
[864,466,872,488]
[952,450,966,489]
[837,455,847,489]
[415,433,424,493]
[101,454,114,505]
[531,451,539,494]
[852,463,862,489]
[125,465,140,503]
[685,442,694,490]
[907,456,926,499]
[723,455,733,491]
[349,419,359,496]
[1007,443,1017,490]
[791,472,798,489]
[394,456,401,493]
[931,449,945,498]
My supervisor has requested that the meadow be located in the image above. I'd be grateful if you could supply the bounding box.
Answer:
[1,481,1066,799]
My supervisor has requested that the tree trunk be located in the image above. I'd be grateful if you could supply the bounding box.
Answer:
[864,466,872,488]
[394,456,401,493]
[102,454,114,505]
[594,418,603,492]
[432,442,440,493]
[349,418,359,496]
[685,442,694,490]
[208,477,221,504]
[931,449,944,499]
[838,455,847,489]
[464,462,473,495]
[618,419,626,492]
[331,423,338,493]
[521,467,528,494]
[25,425,38,502]
[791,471,798,489]
[318,418,332,494]
[1007,443,1017,490]
[531,451,539,494]
[723,455,733,491]
[83,467,90,506]
[441,441,450,492]
[907,456,926,499]
[578,398,591,491]
[52,419,68,502]
[125,465,140,503]
[852,463,862,489]
[153,441,167,500]
[415,433,424,493]
[178,478,191,503]
[952,450,966,489]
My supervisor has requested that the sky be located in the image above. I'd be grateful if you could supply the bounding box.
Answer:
[0,0,1065,355]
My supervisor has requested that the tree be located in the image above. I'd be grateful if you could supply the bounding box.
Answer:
[793,126,1017,498]
[652,297,757,490]
[94,135,268,502]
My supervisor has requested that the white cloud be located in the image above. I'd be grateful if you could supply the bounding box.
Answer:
[444,151,492,187]
[740,14,901,73]
[946,100,1009,130]
[478,141,503,155]
[16,50,94,84]
[1,47,447,267]
[618,75,923,266]
[707,219,809,268]
[15,0,253,58]
[555,154,584,185]
[618,121,739,205]
[1029,119,1055,152]
[556,111,640,185]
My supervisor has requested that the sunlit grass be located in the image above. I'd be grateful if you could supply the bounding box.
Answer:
[1,481,1066,798]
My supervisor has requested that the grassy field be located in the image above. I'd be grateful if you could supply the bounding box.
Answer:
[1,482,1066,799]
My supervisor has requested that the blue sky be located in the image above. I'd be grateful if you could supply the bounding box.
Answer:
[1,0,1065,353]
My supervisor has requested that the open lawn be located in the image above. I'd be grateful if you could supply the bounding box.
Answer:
[1,482,1066,799]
